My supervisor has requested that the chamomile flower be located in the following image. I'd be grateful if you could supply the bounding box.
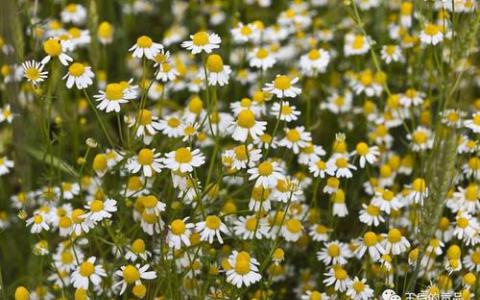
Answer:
[407,126,433,152]
[83,198,117,222]
[278,126,312,154]
[97,21,114,45]
[225,251,262,288]
[129,35,163,60]
[181,31,221,54]
[0,156,14,176]
[41,38,73,66]
[352,142,379,168]
[195,215,229,244]
[129,109,162,144]
[231,22,257,44]
[346,277,374,300]
[127,148,163,177]
[420,23,443,45]
[139,195,166,216]
[301,290,330,300]
[271,101,301,122]
[317,241,351,266]
[465,112,480,133]
[233,215,269,240]
[222,144,262,170]
[381,45,403,64]
[323,266,351,292]
[248,161,284,188]
[71,257,106,289]
[164,147,205,173]
[22,60,48,85]
[249,47,276,71]
[205,54,231,86]
[321,92,353,114]
[281,218,304,242]
[113,264,157,295]
[125,239,151,262]
[299,48,330,76]
[263,75,301,98]
[359,203,385,226]
[167,218,194,249]
[400,88,425,107]
[441,109,465,128]
[94,82,138,113]
[355,231,385,261]
[61,3,87,25]
[372,189,402,214]
[230,109,267,142]
[382,228,410,255]
[344,33,371,56]
[326,154,357,178]
[26,213,50,233]
[63,62,94,89]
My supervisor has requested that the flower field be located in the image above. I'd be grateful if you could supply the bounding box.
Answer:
[0,0,479,299]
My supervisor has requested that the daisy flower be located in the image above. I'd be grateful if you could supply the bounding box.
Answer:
[407,177,429,205]
[278,126,312,154]
[359,203,385,227]
[71,257,106,289]
[41,38,73,66]
[61,3,87,25]
[352,142,379,168]
[127,148,163,177]
[164,147,205,173]
[248,47,276,71]
[125,239,151,262]
[26,213,50,233]
[407,126,433,152]
[271,101,301,122]
[301,290,330,300]
[63,62,94,89]
[231,22,257,44]
[0,105,13,124]
[0,156,14,176]
[129,109,162,144]
[129,35,163,60]
[326,154,357,178]
[382,228,411,255]
[113,264,157,295]
[139,195,166,216]
[222,144,261,170]
[225,251,261,288]
[464,112,480,133]
[94,82,137,113]
[157,115,184,138]
[463,248,480,272]
[195,215,229,244]
[167,218,194,249]
[420,23,443,45]
[400,88,425,107]
[83,198,117,222]
[248,161,284,188]
[298,143,326,165]
[299,48,330,76]
[323,266,351,292]
[355,231,385,261]
[441,109,465,128]
[230,109,267,142]
[281,218,304,242]
[181,31,221,54]
[97,21,114,45]
[233,215,270,240]
[380,45,403,64]
[205,54,231,86]
[346,277,374,300]
[317,241,352,266]
[22,60,48,85]
[321,92,353,114]
[344,33,371,56]
[332,189,349,217]
[263,75,301,99]
[372,189,402,214]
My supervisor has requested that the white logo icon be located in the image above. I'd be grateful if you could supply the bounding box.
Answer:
[381,289,401,300]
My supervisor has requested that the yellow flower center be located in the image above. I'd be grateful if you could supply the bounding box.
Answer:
[123,265,140,283]
[335,157,348,168]
[286,129,300,142]
[69,63,85,77]
[90,200,104,212]
[59,216,72,228]
[356,142,369,155]
[206,54,224,73]
[43,39,62,56]
[188,97,203,114]
[234,252,251,275]
[98,22,113,38]
[310,291,322,300]
[137,35,153,48]
[240,25,252,36]
[142,195,158,208]
[132,239,145,253]
[71,209,85,224]
[138,148,154,165]
[167,117,180,128]
[286,219,302,233]
[25,67,40,80]
[413,131,427,144]
[79,262,95,277]
[353,281,365,292]
[234,145,248,160]
[308,49,320,60]
[412,178,426,192]
[382,190,394,201]
[205,215,221,229]
[273,75,291,90]
[366,204,380,216]
[192,31,209,46]
[256,48,269,59]
[258,161,273,176]
[316,160,326,170]
[175,147,192,163]
[33,215,43,224]
[334,267,348,280]
[105,83,124,101]
[352,35,365,50]
[327,244,340,257]
[171,219,186,235]
[471,251,480,264]
[364,231,378,247]
[473,114,480,125]
[457,217,469,229]
[388,228,402,243]
[138,109,152,125]
[424,24,440,36]
[61,252,74,264]
[245,217,258,231]
[237,110,256,128]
